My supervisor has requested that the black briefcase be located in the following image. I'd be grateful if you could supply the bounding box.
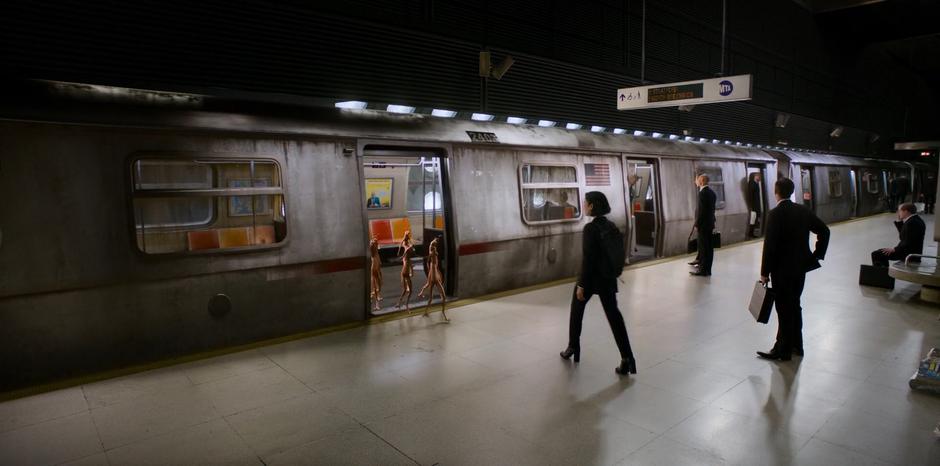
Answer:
[748,281,774,324]
[687,231,722,253]
[859,264,895,289]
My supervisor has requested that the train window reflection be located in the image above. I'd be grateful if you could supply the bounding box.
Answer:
[828,169,844,197]
[519,163,581,224]
[695,166,726,210]
[521,165,577,184]
[130,157,287,254]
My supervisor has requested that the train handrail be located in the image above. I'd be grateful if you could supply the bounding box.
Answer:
[904,254,940,266]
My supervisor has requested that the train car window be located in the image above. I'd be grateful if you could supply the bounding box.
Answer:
[863,171,880,194]
[407,164,442,213]
[519,163,581,224]
[130,158,287,254]
[828,169,844,198]
[695,166,726,210]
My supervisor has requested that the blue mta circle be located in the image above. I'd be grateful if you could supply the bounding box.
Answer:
[719,80,733,96]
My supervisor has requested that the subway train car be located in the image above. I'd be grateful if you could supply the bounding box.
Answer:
[0,82,902,389]
[770,151,910,224]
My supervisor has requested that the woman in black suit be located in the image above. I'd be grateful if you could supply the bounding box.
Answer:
[560,191,637,375]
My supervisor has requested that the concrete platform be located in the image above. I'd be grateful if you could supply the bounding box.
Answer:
[1,214,939,465]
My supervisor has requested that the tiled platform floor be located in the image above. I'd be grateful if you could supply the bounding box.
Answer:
[2,213,939,465]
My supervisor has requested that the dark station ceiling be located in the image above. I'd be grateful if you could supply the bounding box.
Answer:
[804,0,940,93]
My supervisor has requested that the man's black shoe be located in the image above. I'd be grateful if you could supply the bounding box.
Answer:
[756,350,791,361]
[689,271,711,277]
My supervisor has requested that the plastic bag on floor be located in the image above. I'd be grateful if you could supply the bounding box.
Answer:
[909,348,940,394]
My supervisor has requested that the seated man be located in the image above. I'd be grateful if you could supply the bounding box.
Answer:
[871,203,926,267]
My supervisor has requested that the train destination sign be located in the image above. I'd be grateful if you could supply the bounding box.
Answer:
[617,74,752,110]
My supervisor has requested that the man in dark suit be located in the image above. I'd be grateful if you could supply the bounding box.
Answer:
[871,203,926,267]
[758,178,830,361]
[691,174,717,276]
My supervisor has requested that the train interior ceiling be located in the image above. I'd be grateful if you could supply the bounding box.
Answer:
[363,152,448,314]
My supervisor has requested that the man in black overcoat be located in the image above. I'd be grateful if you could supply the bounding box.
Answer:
[691,174,717,276]
[758,178,830,361]
[871,203,926,267]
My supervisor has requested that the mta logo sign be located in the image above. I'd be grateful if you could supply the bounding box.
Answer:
[719,80,733,96]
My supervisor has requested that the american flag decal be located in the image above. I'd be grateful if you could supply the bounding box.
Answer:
[585,163,611,186]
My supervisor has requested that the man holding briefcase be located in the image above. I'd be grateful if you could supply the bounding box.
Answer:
[690,174,717,277]
[757,178,830,361]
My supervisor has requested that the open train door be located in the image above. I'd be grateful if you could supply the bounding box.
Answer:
[623,157,660,263]
[359,143,456,316]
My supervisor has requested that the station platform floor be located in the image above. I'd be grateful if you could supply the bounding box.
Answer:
[2,213,940,465]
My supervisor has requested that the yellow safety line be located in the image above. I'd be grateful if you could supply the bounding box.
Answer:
[0,212,893,402]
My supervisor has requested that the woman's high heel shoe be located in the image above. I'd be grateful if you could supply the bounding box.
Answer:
[560,347,580,363]
[615,358,637,375]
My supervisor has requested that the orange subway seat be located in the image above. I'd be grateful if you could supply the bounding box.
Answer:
[390,217,411,242]
[369,219,394,245]
[187,230,220,251]
[253,225,276,245]
[219,227,251,248]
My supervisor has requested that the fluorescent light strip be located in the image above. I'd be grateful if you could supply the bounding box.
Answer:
[634,130,647,137]
[471,113,494,121]
[431,109,457,118]
[668,134,680,140]
[652,132,664,138]
[684,136,695,141]
[538,120,556,127]
[591,126,605,132]
[507,116,527,124]
[335,100,367,109]
[613,128,626,134]
[387,104,415,113]
[566,123,582,130]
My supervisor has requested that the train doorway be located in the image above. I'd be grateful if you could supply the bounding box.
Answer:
[800,167,815,211]
[624,158,659,262]
[849,169,859,217]
[746,164,767,238]
[360,147,454,316]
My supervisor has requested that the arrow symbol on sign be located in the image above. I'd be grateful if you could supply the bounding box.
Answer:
[619,94,626,101]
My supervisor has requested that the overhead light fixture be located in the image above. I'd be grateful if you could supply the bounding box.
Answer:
[431,109,457,118]
[506,116,527,124]
[699,138,708,143]
[591,126,605,132]
[756,144,763,148]
[471,113,494,121]
[387,104,415,114]
[746,143,753,147]
[613,128,626,134]
[669,134,680,140]
[712,139,720,144]
[830,126,843,138]
[634,130,647,137]
[335,100,367,109]
[724,140,732,145]
[538,120,556,127]
[652,132,664,138]
[566,123,582,130]
[685,136,695,142]
[735,141,742,145]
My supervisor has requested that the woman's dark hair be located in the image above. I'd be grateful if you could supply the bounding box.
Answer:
[585,191,611,216]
